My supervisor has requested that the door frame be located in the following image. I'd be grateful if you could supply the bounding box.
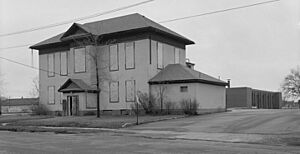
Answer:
[67,95,79,116]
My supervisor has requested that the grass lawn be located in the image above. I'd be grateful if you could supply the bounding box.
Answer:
[7,115,185,129]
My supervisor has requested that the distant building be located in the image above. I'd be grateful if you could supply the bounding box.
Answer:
[226,87,282,109]
[0,98,39,113]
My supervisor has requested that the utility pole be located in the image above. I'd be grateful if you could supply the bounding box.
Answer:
[95,56,100,118]
[136,95,139,125]
[136,102,139,125]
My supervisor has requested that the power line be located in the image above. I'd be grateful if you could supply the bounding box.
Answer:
[0,56,61,76]
[0,0,280,51]
[159,0,280,23]
[0,0,154,37]
[0,44,32,51]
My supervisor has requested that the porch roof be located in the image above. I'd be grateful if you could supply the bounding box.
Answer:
[58,78,99,93]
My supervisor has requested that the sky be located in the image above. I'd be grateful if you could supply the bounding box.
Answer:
[0,0,299,98]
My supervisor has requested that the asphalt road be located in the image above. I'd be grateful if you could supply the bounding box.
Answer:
[0,109,299,154]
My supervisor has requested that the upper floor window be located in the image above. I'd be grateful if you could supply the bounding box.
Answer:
[47,53,55,77]
[157,42,163,69]
[174,48,180,64]
[109,44,119,71]
[74,47,86,73]
[125,42,135,69]
[60,52,68,75]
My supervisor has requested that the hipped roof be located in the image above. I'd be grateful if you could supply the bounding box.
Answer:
[30,13,194,49]
[149,64,228,86]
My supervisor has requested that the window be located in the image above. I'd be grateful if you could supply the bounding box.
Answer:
[60,88,63,104]
[109,44,119,71]
[157,42,163,69]
[48,86,55,104]
[150,40,157,65]
[60,52,67,75]
[109,81,119,103]
[174,48,180,64]
[125,80,135,102]
[125,42,135,69]
[74,47,86,73]
[47,54,55,77]
[180,86,188,92]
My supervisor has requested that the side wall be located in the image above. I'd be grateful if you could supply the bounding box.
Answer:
[150,83,226,112]
[150,83,197,110]
[196,83,226,110]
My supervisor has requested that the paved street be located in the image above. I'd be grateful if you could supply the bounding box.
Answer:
[0,109,300,154]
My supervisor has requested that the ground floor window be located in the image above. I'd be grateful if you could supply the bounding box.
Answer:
[48,86,55,104]
[125,80,135,102]
[180,86,188,92]
[109,81,119,103]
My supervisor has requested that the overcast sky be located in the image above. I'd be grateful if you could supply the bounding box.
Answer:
[0,0,299,98]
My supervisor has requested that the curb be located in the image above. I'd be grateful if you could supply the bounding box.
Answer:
[122,115,188,128]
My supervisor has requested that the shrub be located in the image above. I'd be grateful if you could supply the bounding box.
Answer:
[164,101,175,115]
[180,99,199,115]
[136,91,157,114]
[31,104,49,115]
[130,103,143,115]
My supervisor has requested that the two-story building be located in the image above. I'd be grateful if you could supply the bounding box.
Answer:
[30,13,227,115]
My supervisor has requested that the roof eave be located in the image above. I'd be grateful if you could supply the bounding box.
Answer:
[149,79,228,86]
[30,26,195,50]
[30,42,67,50]
[148,27,194,45]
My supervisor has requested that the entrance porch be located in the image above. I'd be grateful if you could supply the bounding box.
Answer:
[58,78,99,116]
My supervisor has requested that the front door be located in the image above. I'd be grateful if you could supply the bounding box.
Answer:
[67,95,79,116]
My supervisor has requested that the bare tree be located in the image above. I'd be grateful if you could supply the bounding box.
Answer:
[281,66,300,101]
[72,34,114,117]
[29,76,39,98]
[157,85,167,113]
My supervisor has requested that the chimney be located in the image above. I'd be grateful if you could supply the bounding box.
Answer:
[185,59,195,70]
[227,79,231,88]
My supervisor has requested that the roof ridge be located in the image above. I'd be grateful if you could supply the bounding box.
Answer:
[177,64,198,79]
[83,13,140,26]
